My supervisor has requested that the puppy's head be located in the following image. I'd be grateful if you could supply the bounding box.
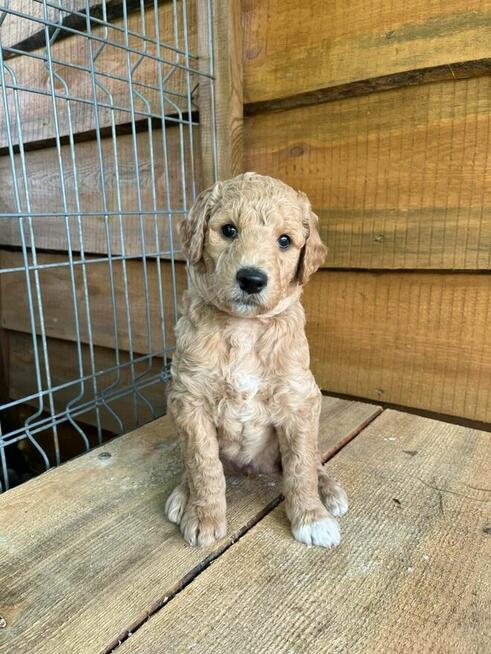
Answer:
[180,172,327,316]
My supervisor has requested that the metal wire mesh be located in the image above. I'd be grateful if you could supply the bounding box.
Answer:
[0,0,215,491]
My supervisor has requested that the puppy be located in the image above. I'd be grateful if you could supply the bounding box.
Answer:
[165,173,348,548]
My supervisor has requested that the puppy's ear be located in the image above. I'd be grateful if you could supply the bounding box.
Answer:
[296,191,327,285]
[179,182,222,266]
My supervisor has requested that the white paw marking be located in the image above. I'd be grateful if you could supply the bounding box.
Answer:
[292,516,341,548]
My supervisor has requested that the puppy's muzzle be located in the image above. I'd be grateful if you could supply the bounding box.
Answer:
[236,267,268,295]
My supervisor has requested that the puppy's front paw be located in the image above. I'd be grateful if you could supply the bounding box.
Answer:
[180,504,227,547]
[318,472,349,518]
[291,509,341,548]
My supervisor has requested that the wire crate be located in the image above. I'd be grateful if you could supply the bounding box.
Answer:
[0,0,218,491]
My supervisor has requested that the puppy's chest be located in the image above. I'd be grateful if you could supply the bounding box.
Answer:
[219,329,269,411]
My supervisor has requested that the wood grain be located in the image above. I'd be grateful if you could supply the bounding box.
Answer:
[244,77,491,270]
[7,331,167,434]
[197,0,243,188]
[244,59,491,116]
[304,270,491,423]
[0,250,187,353]
[0,396,380,654]
[242,0,491,104]
[0,1,197,148]
[116,410,491,654]
[0,126,196,256]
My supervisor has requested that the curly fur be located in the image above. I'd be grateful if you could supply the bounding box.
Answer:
[166,173,348,548]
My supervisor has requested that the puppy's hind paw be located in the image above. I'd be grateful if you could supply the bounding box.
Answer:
[318,473,349,518]
[292,512,341,548]
[165,481,189,524]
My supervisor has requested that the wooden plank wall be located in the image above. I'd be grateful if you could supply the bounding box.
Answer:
[0,0,489,444]
[0,0,244,478]
[242,0,491,423]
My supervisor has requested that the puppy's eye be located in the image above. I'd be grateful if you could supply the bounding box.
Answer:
[278,234,291,250]
[221,224,238,239]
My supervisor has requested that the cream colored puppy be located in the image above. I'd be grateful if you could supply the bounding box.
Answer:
[166,173,348,548]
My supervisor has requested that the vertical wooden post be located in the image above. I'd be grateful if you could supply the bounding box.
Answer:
[197,0,243,188]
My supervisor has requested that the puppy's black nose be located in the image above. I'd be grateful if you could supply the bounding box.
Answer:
[236,267,268,294]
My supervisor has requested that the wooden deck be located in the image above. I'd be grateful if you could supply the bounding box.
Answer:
[0,397,489,654]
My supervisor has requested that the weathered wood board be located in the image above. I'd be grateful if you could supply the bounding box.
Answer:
[116,410,491,654]
[244,77,491,270]
[2,250,489,422]
[242,0,491,104]
[0,126,196,256]
[0,1,197,148]
[6,74,487,267]
[0,396,380,654]
[198,0,243,187]
[304,270,491,423]
[0,250,187,353]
